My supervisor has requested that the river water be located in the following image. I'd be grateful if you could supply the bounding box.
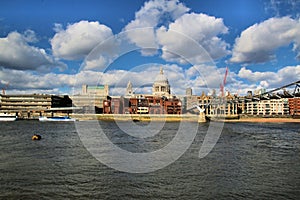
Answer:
[0,120,299,199]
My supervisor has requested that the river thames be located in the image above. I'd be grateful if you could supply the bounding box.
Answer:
[0,120,299,199]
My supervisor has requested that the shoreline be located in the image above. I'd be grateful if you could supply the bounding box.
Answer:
[70,114,300,123]
[226,117,300,123]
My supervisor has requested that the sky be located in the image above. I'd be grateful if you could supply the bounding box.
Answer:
[0,0,300,96]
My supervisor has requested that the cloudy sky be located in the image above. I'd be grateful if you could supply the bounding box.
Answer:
[0,0,300,96]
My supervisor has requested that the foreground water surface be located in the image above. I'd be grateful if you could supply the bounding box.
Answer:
[0,120,299,199]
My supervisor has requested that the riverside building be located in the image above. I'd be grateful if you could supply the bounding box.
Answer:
[70,84,109,113]
[245,98,289,116]
[0,94,72,119]
[288,97,300,118]
[103,67,182,114]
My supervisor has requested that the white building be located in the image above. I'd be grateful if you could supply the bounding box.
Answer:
[152,67,171,98]
[246,99,289,116]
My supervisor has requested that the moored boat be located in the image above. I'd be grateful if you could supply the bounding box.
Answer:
[0,113,17,121]
[39,116,76,122]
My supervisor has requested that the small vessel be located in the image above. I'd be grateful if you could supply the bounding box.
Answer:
[39,116,76,122]
[32,134,42,140]
[0,113,17,121]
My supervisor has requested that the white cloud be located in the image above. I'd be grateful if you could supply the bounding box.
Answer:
[83,56,110,70]
[124,0,229,63]
[1,62,230,96]
[51,20,113,60]
[53,23,63,32]
[124,0,189,55]
[83,64,216,96]
[186,65,300,96]
[101,64,224,96]
[23,29,38,43]
[238,65,300,89]
[125,28,158,56]
[157,13,229,63]
[265,0,300,17]
[80,34,122,71]
[137,0,189,23]
[0,31,65,71]
[238,67,276,82]
[0,69,63,93]
[231,17,300,63]
[0,68,105,95]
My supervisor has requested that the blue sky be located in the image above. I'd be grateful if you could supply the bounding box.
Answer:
[0,0,300,96]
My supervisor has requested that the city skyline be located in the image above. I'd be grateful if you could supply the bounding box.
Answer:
[0,0,300,96]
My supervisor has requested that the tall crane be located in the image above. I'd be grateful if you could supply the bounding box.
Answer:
[220,67,228,97]
[2,82,9,95]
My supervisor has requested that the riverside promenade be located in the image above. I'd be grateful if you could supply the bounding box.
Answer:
[70,114,300,123]
[71,114,200,122]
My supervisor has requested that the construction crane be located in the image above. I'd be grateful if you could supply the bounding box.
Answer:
[220,67,228,97]
[2,82,9,95]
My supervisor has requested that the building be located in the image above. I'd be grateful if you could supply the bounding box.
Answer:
[103,67,182,115]
[0,94,72,119]
[192,93,239,117]
[288,97,300,118]
[126,81,133,97]
[186,88,193,96]
[70,85,109,113]
[152,67,171,98]
[104,95,182,115]
[246,98,289,116]
[81,84,109,96]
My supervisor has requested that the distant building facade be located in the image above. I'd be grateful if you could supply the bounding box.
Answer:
[81,84,109,96]
[0,94,72,119]
[70,84,109,114]
[103,67,182,115]
[288,97,300,117]
[126,81,133,97]
[245,99,289,116]
[186,88,193,96]
[103,96,182,115]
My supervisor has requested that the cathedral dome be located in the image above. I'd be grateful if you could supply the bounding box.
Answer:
[152,67,171,97]
[154,67,169,84]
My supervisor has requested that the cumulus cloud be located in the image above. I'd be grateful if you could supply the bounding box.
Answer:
[0,31,66,71]
[265,0,300,17]
[102,64,223,95]
[231,16,300,63]
[83,56,110,70]
[124,0,189,55]
[238,67,276,82]
[0,67,106,95]
[203,65,300,96]
[1,61,229,96]
[157,13,229,63]
[123,0,229,63]
[0,69,64,93]
[238,65,300,89]
[51,20,113,60]
[80,34,120,71]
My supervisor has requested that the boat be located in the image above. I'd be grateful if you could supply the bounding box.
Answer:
[0,113,17,121]
[39,116,76,122]
[32,134,42,140]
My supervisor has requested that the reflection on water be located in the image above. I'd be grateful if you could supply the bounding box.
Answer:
[0,121,299,199]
